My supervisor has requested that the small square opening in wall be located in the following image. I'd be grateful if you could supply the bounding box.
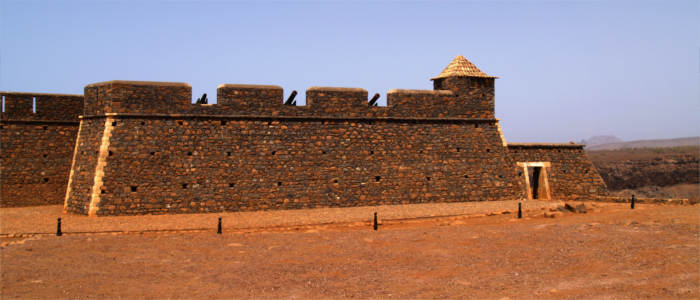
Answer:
[486,149,491,153]
[109,151,113,156]
[130,186,137,192]
[141,121,146,125]
[101,189,106,194]
[150,151,155,155]
[271,151,276,155]
[456,147,461,152]
[464,175,469,179]
[370,150,374,155]
[181,183,188,189]
[277,181,282,186]
[187,151,193,156]
[43,126,48,130]
[229,183,235,188]
[226,151,231,156]
[426,176,431,181]
[474,123,479,128]
[42,178,49,183]
[221,120,227,126]
[178,121,184,126]
[375,176,381,182]
[42,154,48,158]
[112,121,117,126]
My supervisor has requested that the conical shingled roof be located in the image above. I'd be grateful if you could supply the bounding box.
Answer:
[431,55,497,80]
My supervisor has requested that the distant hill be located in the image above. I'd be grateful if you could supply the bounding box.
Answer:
[580,135,623,146]
[585,137,700,150]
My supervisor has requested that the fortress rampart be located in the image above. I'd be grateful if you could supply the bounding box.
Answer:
[0,56,608,214]
[81,80,491,119]
[1,92,84,206]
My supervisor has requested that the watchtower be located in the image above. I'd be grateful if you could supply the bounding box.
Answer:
[431,55,497,119]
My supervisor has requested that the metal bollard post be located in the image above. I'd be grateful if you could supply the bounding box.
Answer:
[373,212,378,231]
[217,217,222,234]
[518,202,522,219]
[56,218,62,236]
[631,194,635,209]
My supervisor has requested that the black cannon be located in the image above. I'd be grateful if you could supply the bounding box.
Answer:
[284,90,298,106]
[196,93,208,104]
[368,93,380,107]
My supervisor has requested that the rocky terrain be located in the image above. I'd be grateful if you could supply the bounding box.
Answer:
[587,146,699,201]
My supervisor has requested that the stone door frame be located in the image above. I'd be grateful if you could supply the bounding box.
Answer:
[517,162,552,200]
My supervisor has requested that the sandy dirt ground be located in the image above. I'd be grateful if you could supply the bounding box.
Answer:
[1,202,698,299]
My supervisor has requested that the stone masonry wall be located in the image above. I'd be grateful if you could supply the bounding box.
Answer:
[433,77,495,119]
[507,144,608,200]
[83,81,495,120]
[66,115,525,216]
[62,118,106,214]
[1,92,83,207]
[60,80,615,216]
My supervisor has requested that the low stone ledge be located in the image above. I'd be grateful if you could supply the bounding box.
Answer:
[0,91,83,97]
[85,80,191,88]
[0,119,80,124]
[217,84,282,90]
[307,87,367,93]
[80,113,499,123]
[508,143,584,148]
[387,89,453,95]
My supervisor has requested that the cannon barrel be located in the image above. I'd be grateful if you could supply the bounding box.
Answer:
[284,90,298,105]
[196,93,208,104]
[368,93,380,106]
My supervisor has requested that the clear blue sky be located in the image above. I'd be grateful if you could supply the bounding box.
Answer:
[1,0,698,142]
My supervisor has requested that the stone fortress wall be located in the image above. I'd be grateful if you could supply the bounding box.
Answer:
[0,92,83,206]
[1,56,608,214]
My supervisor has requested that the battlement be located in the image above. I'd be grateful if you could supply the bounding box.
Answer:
[84,80,191,116]
[82,80,494,120]
[1,91,83,122]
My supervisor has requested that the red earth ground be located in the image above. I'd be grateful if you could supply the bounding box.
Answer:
[1,202,698,299]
